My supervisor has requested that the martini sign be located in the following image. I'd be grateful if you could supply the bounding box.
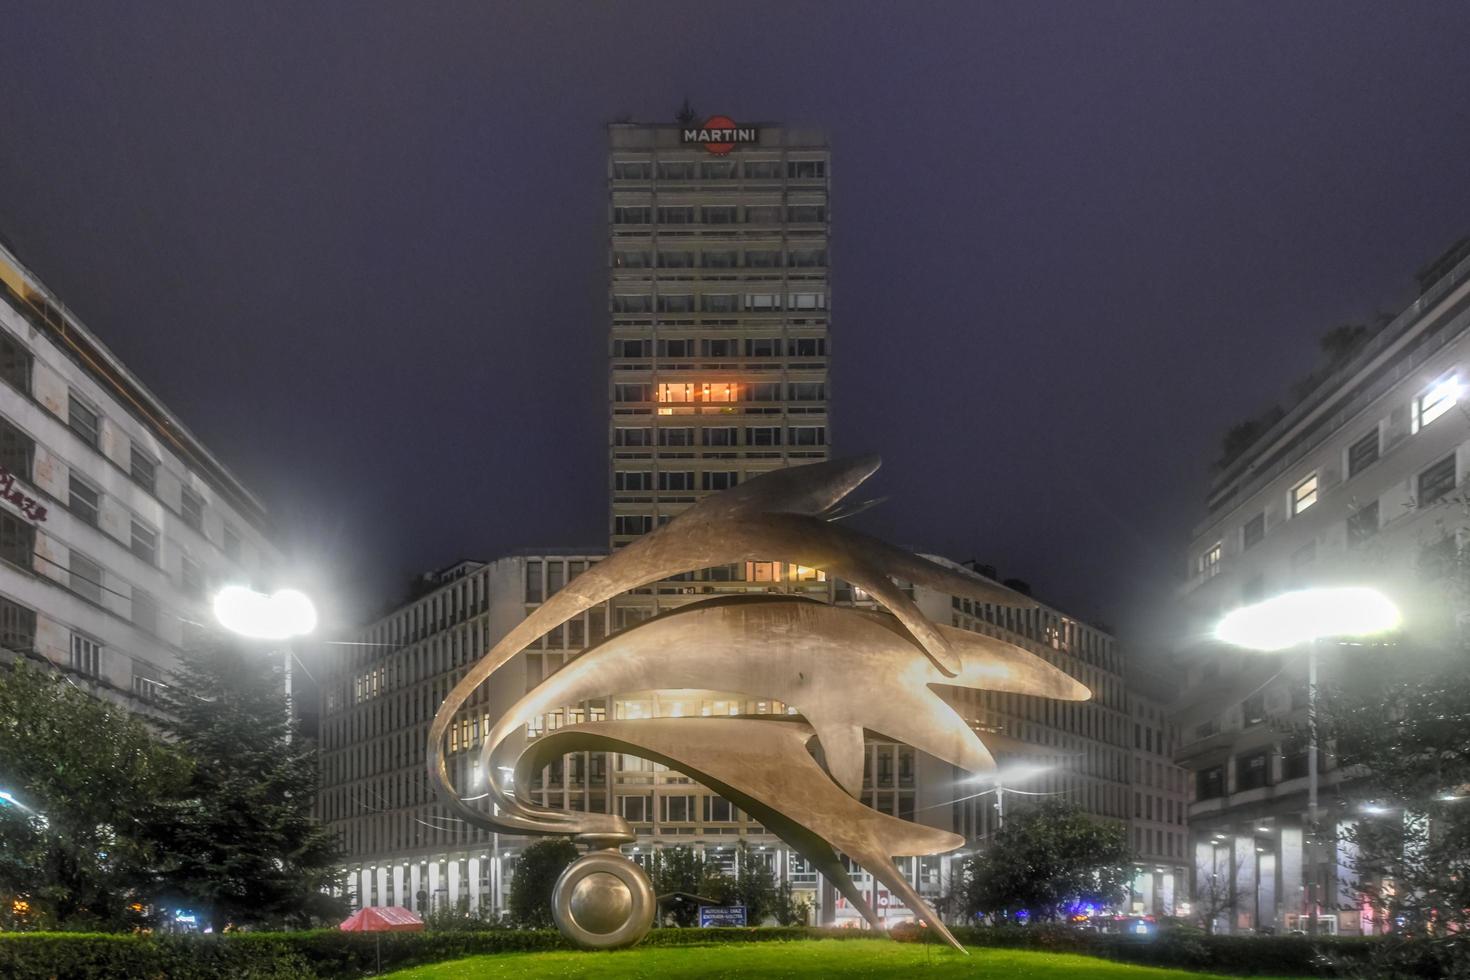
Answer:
[682,115,759,155]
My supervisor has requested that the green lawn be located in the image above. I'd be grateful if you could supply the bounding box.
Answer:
[377,939,1293,979]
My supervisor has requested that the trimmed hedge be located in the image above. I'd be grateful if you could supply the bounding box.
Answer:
[0,924,1393,978]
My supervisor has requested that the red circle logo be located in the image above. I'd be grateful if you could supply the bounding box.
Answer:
[702,115,738,155]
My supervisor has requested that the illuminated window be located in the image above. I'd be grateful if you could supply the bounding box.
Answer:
[791,565,827,582]
[657,383,694,403]
[1413,375,1460,433]
[746,561,781,583]
[1290,475,1317,516]
[1197,542,1221,579]
[701,382,739,403]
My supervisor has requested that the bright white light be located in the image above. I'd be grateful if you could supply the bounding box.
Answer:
[1215,587,1400,652]
[972,764,1051,785]
[213,586,317,640]
[1360,803,1392,815]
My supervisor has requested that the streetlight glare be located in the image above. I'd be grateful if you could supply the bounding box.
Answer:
[971,763,1051,784]
[213,585,318,640]
[1214,587,1400,651]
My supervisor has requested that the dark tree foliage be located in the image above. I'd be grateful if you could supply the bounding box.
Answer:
[1321,635,1470,977]
[506,837,577,928]
[962,801,1132,923]
[151,638,345,932]
[698,843,779,925]
[0,662,188,930]
[651,845,710,927]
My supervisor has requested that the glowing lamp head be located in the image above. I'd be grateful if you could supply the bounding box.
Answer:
[213,586,317,640]
[1214,587,1399,652]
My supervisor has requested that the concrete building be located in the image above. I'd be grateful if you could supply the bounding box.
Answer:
[1172,236,1470,934]
[0,239,278,713]
[1125,678,1190,917]
[607,117,831,581]
[318,114,1182,925]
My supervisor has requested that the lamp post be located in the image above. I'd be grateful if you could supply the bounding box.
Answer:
[213,586,318,739]
[1214,586,1400,935]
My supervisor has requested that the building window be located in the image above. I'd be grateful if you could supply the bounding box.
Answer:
[130,519,158,565]
[69,555,102,602]
[1290,474,1318,516]
[223,524,241,561]
[658,250,695,268]
[786,205,826,223]
[132,588,158,635]
[180,486,204,532]
[614,515,653,536]
[0,333,31,394]
[703,427,736,447]
[745,427,781,446]
[746,561,781,583]
[0,416,33,478]
[744,293,781,312]
[615,383,653,403]
[1412,375,1460,433]
[67,475,100,527]
[745,205,781,225]
[699,160,737,179]
[700,293,739,313]
[67,394,100,448]
[1347,500,1379,544]
[611,294,652,313]
[701,206,738,225]
[614,471,652,491]
[0,509,34,569]
[611,160,650,180]
[1418,455,1457,507]
[612,206,651,225]
[70,633,101,677]
[614,428,652,447]
[1236,749,1270,791]
[656,294,694,313]
[657,471,694,491]
[1347,428,1379,477]
[525,560,543,602]
[657,428,695,447]
[1197,765,1225,800]
[656,206,695,225]
[656,161,695,181]
[180,554,203,598]
[130,447,157,492]
[1197,542,1221,579]
[612,338,651,358]
[620,795,650,822]
[743,160,781,179]
[132,663,166,704]
[1242,512,1265,549]
[788,248,827,268]
[702,249,738,268]
[787,382,826,401]
[788,292,827,311]
[0,595,36,652]
[703,471,738,491]
[790,426,827,446]
[1242,692,1267,727]
[787,159,826,179]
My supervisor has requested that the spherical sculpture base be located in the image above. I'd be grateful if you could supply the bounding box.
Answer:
[551,851,654,949]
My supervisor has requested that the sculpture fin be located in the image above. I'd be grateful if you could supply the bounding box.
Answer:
[815,721,867,797]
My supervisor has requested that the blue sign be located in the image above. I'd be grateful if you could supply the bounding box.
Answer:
[700,905,747,927]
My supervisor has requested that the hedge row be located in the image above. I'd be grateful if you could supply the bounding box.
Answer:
[0,924,1404,979]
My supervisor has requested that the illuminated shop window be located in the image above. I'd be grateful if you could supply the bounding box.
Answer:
[746,561,781,583]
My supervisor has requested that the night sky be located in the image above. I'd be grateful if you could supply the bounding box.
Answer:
[3,3,1470,659]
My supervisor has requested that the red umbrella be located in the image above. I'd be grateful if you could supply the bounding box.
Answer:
[338,906,425,932]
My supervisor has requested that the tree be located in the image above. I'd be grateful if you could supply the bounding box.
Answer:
[151,637,344,931]
[506,837,578,927]
[0,661,188,930]
[699,843,778,924]
[1320,641,1470,975]
[962,801,1132,923]
[651,845,710,926]
[1190,852,1253,936]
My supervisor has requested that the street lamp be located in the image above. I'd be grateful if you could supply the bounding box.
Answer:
[1214,586,1400,934]
[966,764,1054,831]
[213,586,318,737]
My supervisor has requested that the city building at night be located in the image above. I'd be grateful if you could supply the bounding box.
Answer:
[0,239,278,714]
[317,115,1186,925]
[1124,677,1191,917]
[1172,237,1470,934]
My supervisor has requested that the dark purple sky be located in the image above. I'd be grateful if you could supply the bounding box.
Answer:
[4,3,1470,653]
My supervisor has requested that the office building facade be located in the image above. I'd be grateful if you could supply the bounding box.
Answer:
[1173,238,1470,934]
[0,240,278,713]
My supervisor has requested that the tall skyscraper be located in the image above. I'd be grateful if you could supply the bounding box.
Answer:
[608,117,831,619]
